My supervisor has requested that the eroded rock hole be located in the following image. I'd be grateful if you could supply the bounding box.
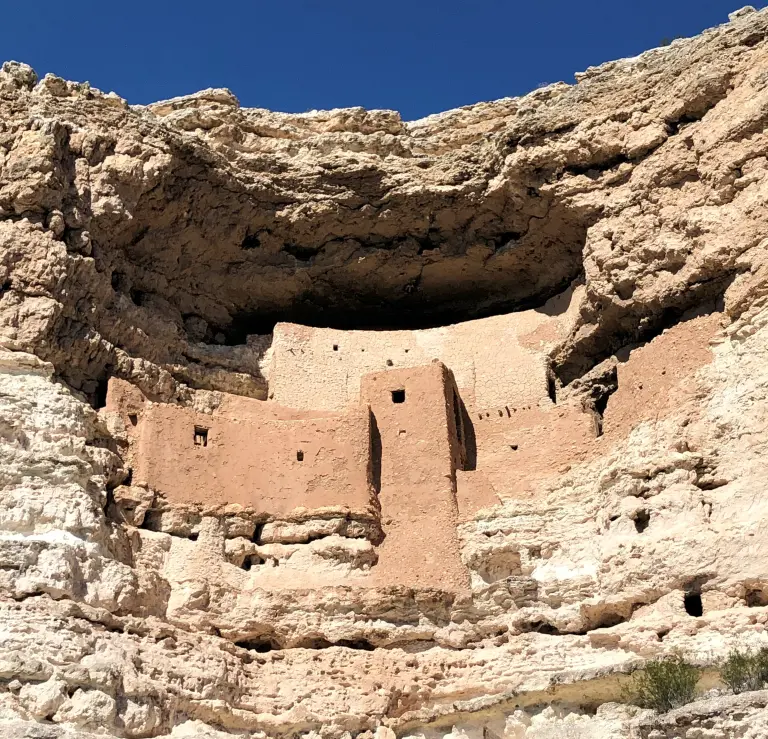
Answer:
[242,555,264,571]
[746,589,768,607]
[547,369,557,404]
[251,523,265,544]
[684,592,703,617]
[93,375,110,410]
[236,637,279,652]
[575,362,619,437]
[336,639,375,650]
[527,620,561,635]
[591,611,627,630]
[128,413,138,426]
[295,638,376,650]
[633,510,650,533]
[241,233,261,250]
[129,289,146,307]
[283,243,318,262]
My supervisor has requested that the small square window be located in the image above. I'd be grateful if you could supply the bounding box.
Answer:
[193,426,209,447]
[391,389,405,404]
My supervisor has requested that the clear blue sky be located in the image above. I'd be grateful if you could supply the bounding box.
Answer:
[1,1,764,120]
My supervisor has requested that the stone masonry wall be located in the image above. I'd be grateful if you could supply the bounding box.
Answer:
[267,286,582,413]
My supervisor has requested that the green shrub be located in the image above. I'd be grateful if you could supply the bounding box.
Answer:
[720,647,768,694]
[623,654,700,712]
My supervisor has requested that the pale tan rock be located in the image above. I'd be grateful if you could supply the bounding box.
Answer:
[19,676,69,719]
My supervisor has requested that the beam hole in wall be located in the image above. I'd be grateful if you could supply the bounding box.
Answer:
[510,444,519,451]
[296,450,304,462]
[333,344,338,351]
[684,592,703,617]
[193,426,209,447]
[391,389,405,404]
[634,510,650,533]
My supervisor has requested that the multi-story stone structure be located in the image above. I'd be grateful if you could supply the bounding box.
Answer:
[107,293,598,591]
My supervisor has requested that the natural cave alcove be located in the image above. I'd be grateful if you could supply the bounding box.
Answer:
[102,171,595,344]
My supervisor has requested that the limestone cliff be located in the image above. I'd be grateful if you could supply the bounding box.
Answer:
[1,5,768,738]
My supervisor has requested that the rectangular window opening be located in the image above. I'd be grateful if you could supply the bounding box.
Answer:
[194,426,209,447]
[296,450,304,462]
[391,389,406,404]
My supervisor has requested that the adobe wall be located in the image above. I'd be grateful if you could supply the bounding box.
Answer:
[108,365,472,592]
[360,362,470,591]
[106,380,375,516]
[454,314,724,511]
[267,286,584,413]
[461,404,597,506]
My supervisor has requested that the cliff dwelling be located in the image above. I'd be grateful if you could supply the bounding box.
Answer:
[5,9,768,735]
[103,281,721,598]
[105,288,612,592]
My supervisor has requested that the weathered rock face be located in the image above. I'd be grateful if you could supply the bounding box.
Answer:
[2,6,768,738]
